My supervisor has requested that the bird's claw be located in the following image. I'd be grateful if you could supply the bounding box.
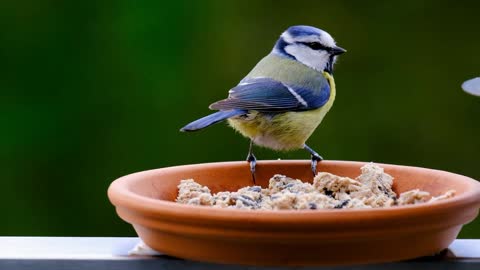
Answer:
[311,153,323,176]
[247,153,257,184]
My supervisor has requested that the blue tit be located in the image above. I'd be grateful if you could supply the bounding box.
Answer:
[181,25,346,180]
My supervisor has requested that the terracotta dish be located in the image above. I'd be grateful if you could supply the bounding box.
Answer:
[108,160,480,266]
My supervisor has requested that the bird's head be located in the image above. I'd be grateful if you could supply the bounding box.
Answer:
[273,25,346,74]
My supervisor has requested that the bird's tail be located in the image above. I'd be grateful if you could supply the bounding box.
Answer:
[180,109,246,132]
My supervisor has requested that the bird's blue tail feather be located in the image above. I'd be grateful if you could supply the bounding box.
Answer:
[180,110,246,132]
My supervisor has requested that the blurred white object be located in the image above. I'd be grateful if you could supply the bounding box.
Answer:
[462,77,480,96]
[128,240,162,256]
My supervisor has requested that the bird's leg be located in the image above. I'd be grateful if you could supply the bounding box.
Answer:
[246,140,257,184]
[303,144,323,176]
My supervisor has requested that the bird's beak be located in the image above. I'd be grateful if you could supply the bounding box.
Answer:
[330,46,347,55]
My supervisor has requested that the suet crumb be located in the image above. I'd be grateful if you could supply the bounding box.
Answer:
[176,163,455,210]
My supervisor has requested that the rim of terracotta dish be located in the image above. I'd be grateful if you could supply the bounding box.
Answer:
[108,160,480,225]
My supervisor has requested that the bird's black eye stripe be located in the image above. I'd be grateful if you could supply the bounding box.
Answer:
[300,42,329,51]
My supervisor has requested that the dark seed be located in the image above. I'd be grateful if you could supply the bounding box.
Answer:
[323,188,334,197]
[308,203,317,210]
[377,184,393,197]
[334,199,350,209]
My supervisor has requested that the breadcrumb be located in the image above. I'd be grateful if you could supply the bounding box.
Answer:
[176,164,455,210]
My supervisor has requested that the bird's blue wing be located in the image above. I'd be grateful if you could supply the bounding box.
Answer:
[209,77,330,112]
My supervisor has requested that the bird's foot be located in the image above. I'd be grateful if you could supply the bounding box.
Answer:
[310,153,323,177]
[246,153,257,184]
[303,144,323,176]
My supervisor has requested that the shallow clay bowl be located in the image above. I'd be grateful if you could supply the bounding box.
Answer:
[108,160,480,266]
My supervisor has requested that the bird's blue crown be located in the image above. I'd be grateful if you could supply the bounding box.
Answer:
[286,25,323,37]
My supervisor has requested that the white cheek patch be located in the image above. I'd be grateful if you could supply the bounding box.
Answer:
[285,45,330,72]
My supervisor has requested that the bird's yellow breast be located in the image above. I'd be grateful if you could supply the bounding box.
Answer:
[228,72,336,151]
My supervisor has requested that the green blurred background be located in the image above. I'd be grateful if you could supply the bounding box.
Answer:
[1,0,479,237]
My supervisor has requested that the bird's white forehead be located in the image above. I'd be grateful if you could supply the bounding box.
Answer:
[281,30,336,48]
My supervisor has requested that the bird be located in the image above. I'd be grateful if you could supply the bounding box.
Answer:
[181,25,346,181]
